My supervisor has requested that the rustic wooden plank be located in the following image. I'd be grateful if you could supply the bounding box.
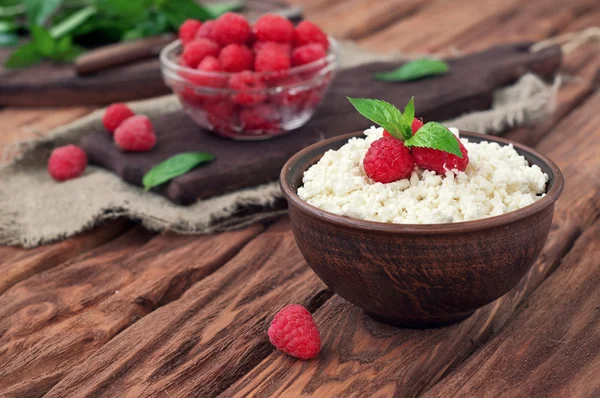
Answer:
[425,221,600,398]
[0,219,130,296]
[43,218,328,398]
[221,91,600,398]
[0,225,262,397]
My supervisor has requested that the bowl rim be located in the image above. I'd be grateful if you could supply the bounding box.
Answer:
[280,130,564,234]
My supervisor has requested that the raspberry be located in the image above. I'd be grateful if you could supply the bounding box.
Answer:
[196,20,215,40]
[219,44,253,72]
[268,304,321,360]
[179,19,202,45]
[254,42,291,72]
[102,103,135,133]
[252,41,291,56]
[47,145,87,181]
[182,38,220,68]
[383,118,424,138]
[293,21,329,50]
[363,137,415,183]
[291,43,326,66]
[114,115,157,152]
[203,101,236,136]
[228,71,267,105]
[253,14,294,43]
[211,12,251,46]
[240,104,280,134]
[412,137,469,174]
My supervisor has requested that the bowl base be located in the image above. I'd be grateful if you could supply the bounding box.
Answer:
[365,311,475,329]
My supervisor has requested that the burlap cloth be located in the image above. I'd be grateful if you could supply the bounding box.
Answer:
[0,42,559,247]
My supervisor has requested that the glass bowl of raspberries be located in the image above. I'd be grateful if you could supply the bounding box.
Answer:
[160,13,338,140]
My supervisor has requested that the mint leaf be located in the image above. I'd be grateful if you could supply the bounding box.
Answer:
[0,21,18,33]
[159,0,212,28]
[31,25,55,56]
[50,5,97,38]
[403,97,415,126]
[374,59,449,82]
[24,0,63,26]
[205,1,244,18]
[347,97,412,141]
[404,122,462,157]
[5,43,42,68]
[143,152,216,191]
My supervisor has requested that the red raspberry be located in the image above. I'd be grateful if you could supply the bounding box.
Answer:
[240,104,280,134]
[179,19,202,45]
[103,103,135,133]
[228,71,267,105]
[363,137,415,183]
[212,12,251,46]
[293,21,329,50]
[203,101,237,136]
[219,44,253,72]
[268,304,321,360]
[291,43,326,66]
[252,41,291,56]
[383,118,424,138]
[114,115,156,152]
[253,14,294,43]
[412,137,469,174]
[255,42,291,72]
[47,145,87,181]
[182,38,220,68]
[196,20,215,40]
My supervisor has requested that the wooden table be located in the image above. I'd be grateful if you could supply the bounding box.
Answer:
[1,1,599,397]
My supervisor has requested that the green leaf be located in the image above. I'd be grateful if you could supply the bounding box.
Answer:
[4,42,42,68]
[49,5,97,38]
[30,25,55,56]
[404,122,462,158]
[159,0,212,28]
[374,59,450,82]
[204,1,244,18]
[0,32,18,46]
[143,152,216,191]
[96,0,148,20]
[403,97,415,126]
[24,0,64,26]
[347,97,412,141]
[0,20,18,33]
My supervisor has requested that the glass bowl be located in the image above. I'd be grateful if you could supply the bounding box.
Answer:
[160,38,339,140]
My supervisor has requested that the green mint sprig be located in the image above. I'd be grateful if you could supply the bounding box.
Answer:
[143,151,215,191]
[374,59,450,82]
[347,97,462,158]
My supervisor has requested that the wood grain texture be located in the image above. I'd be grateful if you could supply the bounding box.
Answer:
[81,43,561,204]
[0,220,130,295]
[44,219,328,398]
[221,90,600,398]
[425,221,600,398]
[0,225,262,398]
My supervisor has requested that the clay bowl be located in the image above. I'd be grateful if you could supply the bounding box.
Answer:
[280,131,563,328]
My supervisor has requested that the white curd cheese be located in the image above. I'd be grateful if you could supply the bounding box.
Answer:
[297,127,548,224]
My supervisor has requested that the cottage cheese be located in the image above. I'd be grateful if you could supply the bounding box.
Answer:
[297,127,548,224]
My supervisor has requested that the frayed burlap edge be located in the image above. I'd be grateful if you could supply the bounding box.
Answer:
[0,42,559,247]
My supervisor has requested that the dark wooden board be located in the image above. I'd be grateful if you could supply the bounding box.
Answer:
[0,0,297,107]
[81,43,561,204]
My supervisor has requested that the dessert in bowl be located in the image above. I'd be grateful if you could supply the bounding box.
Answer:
[280,98,563,327]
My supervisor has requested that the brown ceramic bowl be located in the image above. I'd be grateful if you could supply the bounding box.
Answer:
[280,131,563,328]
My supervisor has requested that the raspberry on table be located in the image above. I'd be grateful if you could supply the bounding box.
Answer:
[102,103,135,133]
[48,145,88,181]
[412,136,469,174]
[383,118,424,138]
[114,115,157,152]
[363,137,415,183]
[179,19,202,45]
[219,43,253,72]
[181,38,220,68]
[293,21,329,50]
[253,14,295,43]
[240,104,280,134]
[268,304,321,360]
[228,71,267,105]
[254,42,291,72]
[196,20,215,41]
[211,12,251,46]
[291,43,327,66]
